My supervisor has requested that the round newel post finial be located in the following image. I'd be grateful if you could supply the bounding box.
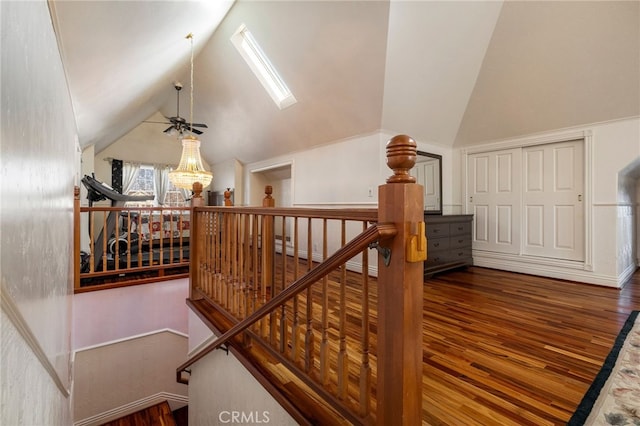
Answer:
[263,185,275,207]
[191,181,204,207]
[386,134,417,184]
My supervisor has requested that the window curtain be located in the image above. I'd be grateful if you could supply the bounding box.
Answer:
[122,162,141,195]
[154,166,170,206]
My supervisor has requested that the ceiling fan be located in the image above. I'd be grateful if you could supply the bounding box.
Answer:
[149,82,208,136]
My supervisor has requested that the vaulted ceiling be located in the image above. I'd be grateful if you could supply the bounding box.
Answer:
[51,0,639,166]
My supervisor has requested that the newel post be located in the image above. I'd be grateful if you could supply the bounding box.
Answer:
[224,188,233,206]
[190,182,205,300]
[376,135,424,425]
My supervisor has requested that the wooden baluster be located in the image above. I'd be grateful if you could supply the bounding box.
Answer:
[136,209,143,268]
[320,219,330,386]
[89,210,95,273]
[231,212,239,315]
[304,218,315,375]
[377,135,423,425]
[262,186,276,341]
[337,219,349,399]
[101,211,108,272]
[359,221,371,417]
[242,213,250,321]
[214,212,221,300]
[114,209,120,271]
[204,211,213,297]
[165,209,172,265]
[279,215,287,354]
[74,186,81,290]
[242,213,253,349]
[190,182,204,301]
[158,208,164,266]
[290,217,300,363]
[125,210,132,269]
[222,212,229,309]
[252,214,260,334]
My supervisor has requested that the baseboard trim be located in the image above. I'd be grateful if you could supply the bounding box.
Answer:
[74,392,188,426]
[473,251,621,288]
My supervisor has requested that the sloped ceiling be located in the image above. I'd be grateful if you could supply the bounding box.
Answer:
[50,0,234,153]
[51,0,639,166]
[455,0,640,146]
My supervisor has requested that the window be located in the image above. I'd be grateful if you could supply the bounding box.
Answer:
[231,23,297,109]
[124,165,188,208]
[125,166,155,207]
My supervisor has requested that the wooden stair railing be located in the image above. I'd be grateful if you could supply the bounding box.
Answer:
[181,134,425,425]
[176,222,396,382]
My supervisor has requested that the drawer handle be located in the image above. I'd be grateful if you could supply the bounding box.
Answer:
[457,226,463,231]
[433,229,439,233]
[434,242,440,247]
[458,239,463,243]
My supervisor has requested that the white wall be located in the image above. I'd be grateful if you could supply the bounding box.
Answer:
[72,279,190,424]
[237,131,452,275]
[210,157,243,201]
[1,1,76,424]
[74,331,189,425]
[73,279,189,350]
[187,312,297,426]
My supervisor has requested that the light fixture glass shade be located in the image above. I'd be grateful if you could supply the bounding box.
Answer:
[169,135,212,190]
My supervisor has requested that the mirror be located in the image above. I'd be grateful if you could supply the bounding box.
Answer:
[413,150,442,215]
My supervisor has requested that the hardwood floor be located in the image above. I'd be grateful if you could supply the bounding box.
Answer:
[420,267,639,425]
[192,265,640,425]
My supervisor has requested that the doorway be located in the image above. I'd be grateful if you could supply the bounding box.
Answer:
[249,163,293,246]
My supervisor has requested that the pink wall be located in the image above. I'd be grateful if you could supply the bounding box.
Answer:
[72,279,189,350]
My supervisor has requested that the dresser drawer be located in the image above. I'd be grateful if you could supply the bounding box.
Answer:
[426,223,449,238]
[449,236,471,249]
[428,237,450,252]
[449,221,472,236]
[445,248,472,262]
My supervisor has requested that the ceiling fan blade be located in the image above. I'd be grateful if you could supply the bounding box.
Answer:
[189,123,208,128]
[185,126,203,135]
[163,126,175,133]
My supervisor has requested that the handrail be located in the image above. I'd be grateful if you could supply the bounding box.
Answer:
[192,205,378,222]
[176,222,397,383]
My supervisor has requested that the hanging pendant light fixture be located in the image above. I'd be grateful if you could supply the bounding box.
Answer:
[169,33,213,190]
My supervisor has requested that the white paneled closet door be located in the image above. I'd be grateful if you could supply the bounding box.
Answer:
[467,149,521,254]
[522,140,584,261]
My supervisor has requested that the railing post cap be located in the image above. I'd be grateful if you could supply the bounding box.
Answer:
[386,134,417,183]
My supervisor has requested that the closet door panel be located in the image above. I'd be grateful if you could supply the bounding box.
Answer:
[468,149,520,254]
[522,140,584,260]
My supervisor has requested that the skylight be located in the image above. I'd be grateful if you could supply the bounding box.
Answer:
[231,24,297,109]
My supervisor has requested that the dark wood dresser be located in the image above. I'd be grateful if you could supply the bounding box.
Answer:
[424,214,473,276]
